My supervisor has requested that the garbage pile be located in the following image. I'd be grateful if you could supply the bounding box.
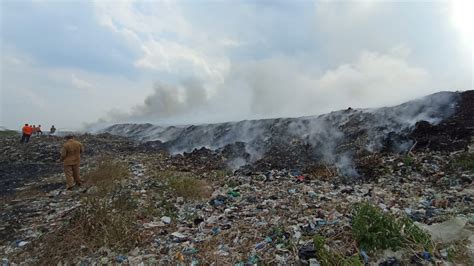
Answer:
[1,131,473,264]
[1,91,473,264]
[101,91,473,176]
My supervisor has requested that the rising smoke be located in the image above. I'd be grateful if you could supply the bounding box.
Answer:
[95,49,460,177]
[103,50,438,126]
[103,90,459,176]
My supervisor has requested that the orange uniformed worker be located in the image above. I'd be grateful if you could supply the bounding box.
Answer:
[20,123,33,143]
[60,135,84,190]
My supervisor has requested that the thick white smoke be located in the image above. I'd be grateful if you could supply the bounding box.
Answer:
[103,50,439,125]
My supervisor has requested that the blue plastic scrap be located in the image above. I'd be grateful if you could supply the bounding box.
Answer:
[360,250,369,264]
[422,251,431,261]
[115,255,127,263]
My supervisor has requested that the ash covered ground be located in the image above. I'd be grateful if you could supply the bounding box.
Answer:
[1,91,474,265]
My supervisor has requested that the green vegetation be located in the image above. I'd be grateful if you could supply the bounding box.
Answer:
[313,235,363,266]
[155,171,210,200]
[444,240,472,264]
[83,157,129,193]
[34,188,141,265]
[168,174,209,199]
[451,152,474,171]
[226,179,240,188]
[267,226,291,249]
[402,154,415,167]
[352,202,432,252]
[0,130,18,137]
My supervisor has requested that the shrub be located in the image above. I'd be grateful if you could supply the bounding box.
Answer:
[0,130,18,137]
[451,153,474,171]
[83,157,129,192]
[352,202,432,252]
[313,235,363,266]
[403,155,414,166]
[164,172,210,200]
[32,188,141,265]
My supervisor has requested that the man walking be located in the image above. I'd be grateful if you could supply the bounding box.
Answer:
[37,125,43,135]
[60,135,84,190]
[20,123,33,143]
[50,125,56,135]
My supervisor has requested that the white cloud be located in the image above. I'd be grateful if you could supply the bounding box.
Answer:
[17,88,48,109]
[93,1,234,83]
[71,74,95,93]
[110,49,437,125]
[134,39,230,82]
[89,1,470,126]
[1,50,147,129]
[3,0,471,129]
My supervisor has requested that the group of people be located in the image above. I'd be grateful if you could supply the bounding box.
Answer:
[20,124,57,143]
[20,122,84,190]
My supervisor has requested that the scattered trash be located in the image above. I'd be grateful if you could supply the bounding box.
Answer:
[1,94,473,266]
[143,221,165,228]
[171,232,188,243]
[255,242,266,250]
[209,195,227,207]
[295,175,305,182]
[1,258,9,266]
[378,257,400,266]
[309,258,321,266]
[175,251,184,262]
[360,249,369,264]
[227,189,240,197]
[211,227,220,235]
[298,243,317,260]
[421,251,431,261]
[246,255,259,265]
[115,255,127,263]
[16,241,28,247]
[182,247,198,255]
[439,249,448,259]
[161,216,171,224]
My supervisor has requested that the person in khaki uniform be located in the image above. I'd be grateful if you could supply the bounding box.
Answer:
[60,135,84,190]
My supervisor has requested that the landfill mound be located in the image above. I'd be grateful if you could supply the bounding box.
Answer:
[1,91,473,265]
[102,91,472,176]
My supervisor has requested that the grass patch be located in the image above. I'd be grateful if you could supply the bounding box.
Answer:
[0,130,18,137]
[402,154,415,167]
[155,171,211,200]
[168,174,210,200]
[451,152,474,171]
[83,157,129,192]
[443,240,472,264]
[313,235,363,266]
[30,187,142,265]
[352,202,432,252]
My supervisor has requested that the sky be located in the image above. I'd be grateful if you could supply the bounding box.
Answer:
[1,0,472,130]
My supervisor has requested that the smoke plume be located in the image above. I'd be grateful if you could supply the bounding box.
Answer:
[102,50,441,126]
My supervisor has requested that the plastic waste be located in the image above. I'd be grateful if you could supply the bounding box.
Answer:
[360,250,369,264]
[298,243,317,260]
[115,255,127,263]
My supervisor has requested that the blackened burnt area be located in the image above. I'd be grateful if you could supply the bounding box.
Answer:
[0,162,62,197]
[411,90,474,152]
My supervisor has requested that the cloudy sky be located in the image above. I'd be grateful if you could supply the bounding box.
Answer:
[1,0,472,130]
